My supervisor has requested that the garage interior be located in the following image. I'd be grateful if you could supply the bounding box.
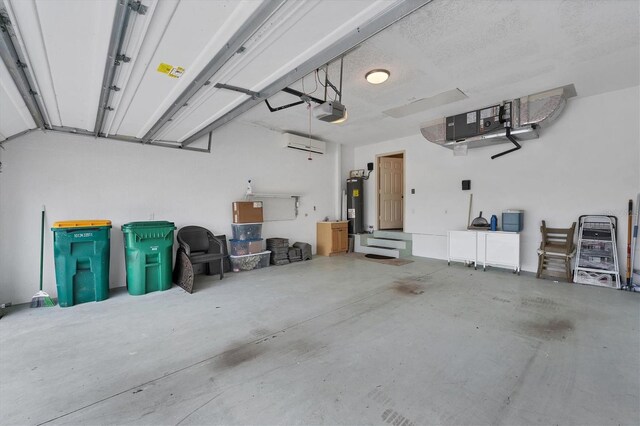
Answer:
[0,0,639,425]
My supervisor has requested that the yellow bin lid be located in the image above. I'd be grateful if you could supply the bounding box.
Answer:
[52,220,112,228]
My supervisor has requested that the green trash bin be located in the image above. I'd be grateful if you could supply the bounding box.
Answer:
[52,220,112,307]
[121,221,176,295]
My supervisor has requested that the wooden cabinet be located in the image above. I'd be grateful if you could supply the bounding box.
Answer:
[448,230,520,273]
[317,221,348,256]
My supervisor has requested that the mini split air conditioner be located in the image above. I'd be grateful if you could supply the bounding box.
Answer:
[282,132,326,154]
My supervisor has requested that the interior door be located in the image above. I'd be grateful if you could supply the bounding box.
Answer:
[378,156,403,229]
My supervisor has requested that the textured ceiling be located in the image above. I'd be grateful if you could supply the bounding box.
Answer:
[239,0,640,146]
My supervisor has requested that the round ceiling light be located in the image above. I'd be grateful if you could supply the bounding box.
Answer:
[365,69,390,84]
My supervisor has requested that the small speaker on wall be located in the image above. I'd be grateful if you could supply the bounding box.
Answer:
[462,180,471,190]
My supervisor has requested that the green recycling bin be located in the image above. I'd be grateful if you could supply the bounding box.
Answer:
[52,220,112,307]
[121,221,176,295]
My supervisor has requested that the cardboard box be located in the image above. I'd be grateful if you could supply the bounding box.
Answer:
[232,201,263,224]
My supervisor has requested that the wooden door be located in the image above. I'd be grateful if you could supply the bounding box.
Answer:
[378,156,403,229]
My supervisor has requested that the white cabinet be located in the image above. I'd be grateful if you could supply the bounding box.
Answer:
[448,230,478,267]
[448,230,520,273]
[479,231,520,273]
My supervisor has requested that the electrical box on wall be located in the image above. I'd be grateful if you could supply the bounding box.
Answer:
[462,180,471,190]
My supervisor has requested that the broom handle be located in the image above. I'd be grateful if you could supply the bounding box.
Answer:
[628,199,633,285]
[40,207,45,292]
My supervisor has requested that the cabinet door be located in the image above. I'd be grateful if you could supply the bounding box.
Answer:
[317,223,334,256]
[448,231,476,262]
[338,227,348,251]
[484,233,519,269]
[331,229,340,253]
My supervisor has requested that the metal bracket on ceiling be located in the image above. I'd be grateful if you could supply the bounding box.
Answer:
[114,54,131,65]
[322,57,343,103]
[0,10,8,27]
[264,87,324,113]
[128,1,147,15]
[109,85,120,91]
[41,125,211,153]
[214,83,261,100]
[0,6,49,130]
[94,0,135,136]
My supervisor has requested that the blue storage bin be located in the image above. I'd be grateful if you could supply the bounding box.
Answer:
[502,210,524,232]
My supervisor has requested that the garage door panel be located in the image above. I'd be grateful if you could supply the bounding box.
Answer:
[151,0,395,142]
[33,0,116,130]
[114,0,263,138]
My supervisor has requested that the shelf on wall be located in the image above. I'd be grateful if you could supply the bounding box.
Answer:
[246,194,301,221]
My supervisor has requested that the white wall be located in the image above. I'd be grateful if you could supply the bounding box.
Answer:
[354,86,640,273]
[0,122,340,304]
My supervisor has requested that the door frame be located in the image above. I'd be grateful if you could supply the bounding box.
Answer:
[375,150,405,231]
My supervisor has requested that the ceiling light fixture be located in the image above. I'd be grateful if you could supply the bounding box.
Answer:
[365,69,390,84]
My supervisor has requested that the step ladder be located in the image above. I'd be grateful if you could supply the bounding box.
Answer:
[574,215,621,289]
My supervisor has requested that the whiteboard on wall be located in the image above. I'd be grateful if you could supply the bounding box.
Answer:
[249,195,300,221]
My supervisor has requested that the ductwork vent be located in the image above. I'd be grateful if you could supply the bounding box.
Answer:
[420,84,576,153]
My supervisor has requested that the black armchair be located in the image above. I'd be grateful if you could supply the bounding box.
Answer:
[173,226,226,293]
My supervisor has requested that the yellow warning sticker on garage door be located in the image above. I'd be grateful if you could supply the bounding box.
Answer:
[157,63,185,79]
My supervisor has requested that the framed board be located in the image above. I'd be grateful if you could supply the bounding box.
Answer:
[248,194,300,222]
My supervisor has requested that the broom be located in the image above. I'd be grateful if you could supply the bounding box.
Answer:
[31,206,55,308]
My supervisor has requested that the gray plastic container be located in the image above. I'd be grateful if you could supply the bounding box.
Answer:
[502,210,524,232]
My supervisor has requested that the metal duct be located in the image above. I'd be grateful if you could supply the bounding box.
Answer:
[420,84,576,151]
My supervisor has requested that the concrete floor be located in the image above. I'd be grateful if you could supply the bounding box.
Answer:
[1,255,639,425]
